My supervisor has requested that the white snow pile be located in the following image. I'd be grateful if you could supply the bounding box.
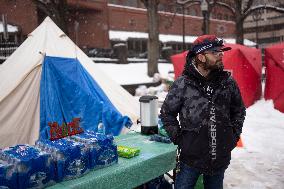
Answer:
[96,63,173,85]
[224,99,284,189]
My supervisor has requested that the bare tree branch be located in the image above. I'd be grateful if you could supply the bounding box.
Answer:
[32,0,51,16]
[215,1,236,15]
[208,0,218,12]
[32,0,69,34]
[176,0,200,4]
[141,0,149,8]
[244,4,284,19]
[243,0,254,15]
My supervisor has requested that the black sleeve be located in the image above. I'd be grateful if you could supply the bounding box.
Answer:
[159,77,185,145]
[230,78,246,140]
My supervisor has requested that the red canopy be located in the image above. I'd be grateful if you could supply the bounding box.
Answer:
[170,51,188,80]
[264,42,284,113]
[170,44,262,107]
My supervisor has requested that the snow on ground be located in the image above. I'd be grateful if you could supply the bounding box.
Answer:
[108,30,256,46]
[98,62,284,188]
[96,62,173,85]
[224,99,284,189]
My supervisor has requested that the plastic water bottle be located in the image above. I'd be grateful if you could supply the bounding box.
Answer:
[97,122,105,135]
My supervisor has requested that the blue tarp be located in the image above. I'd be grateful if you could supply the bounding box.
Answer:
[40,56,132,139]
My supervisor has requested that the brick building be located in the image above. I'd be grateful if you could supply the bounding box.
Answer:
[0,0,235,56]
[244,9,284,48]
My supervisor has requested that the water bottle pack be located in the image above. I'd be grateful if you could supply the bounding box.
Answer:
[0,130,118,188]
[0,145,55,189]
[35,138,89,181]
[70,131,118,169]
[0,159,17,189]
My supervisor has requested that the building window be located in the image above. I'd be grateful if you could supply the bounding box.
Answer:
[158,4,165,11]
[127,39,147,54]
[224,14,228,20]
[217,13,222,20]
[184,8,189,15]
[108,0,117,4]
[189,8,197,16]
[134,40,140,51]
[125,0,138,7]
[258,36,280,44]
[127,40,134,51]
[186,44,192,50]
[141,40,147,53]
[177,44,182,51]
[176,7,183,14]
[162,4,174,13]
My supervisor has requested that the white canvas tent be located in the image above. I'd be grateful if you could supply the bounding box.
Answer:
[0,17,140,148]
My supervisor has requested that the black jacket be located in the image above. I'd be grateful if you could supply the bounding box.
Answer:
[160,62,246,175]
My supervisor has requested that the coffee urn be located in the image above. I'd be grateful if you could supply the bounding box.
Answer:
[139,95,158,135]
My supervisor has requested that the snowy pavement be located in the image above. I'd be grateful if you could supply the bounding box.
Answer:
[224,100,284,189]
[96,62,173,85]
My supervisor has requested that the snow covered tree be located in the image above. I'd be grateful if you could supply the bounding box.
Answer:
[141,0,160,77]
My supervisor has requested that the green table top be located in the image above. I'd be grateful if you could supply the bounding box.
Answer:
[48,132,177,189]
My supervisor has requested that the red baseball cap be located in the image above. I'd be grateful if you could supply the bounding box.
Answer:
[187,35,231,58]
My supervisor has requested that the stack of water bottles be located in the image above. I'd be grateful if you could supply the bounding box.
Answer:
[0,122,118,189]
[0,158,17,188]
[35,138,89,182]
[0,145,55,189]
[70,130,118,169]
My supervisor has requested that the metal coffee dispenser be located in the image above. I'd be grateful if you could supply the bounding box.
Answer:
[139,95,158,135]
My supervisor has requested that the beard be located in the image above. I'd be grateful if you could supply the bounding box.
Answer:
[203,58,224,71]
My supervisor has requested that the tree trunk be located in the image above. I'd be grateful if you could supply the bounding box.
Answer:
[235,18,244,45]
[205,11,210,34]
[234,0,244,45]
[55,0,69,34]
[146,0,159,77]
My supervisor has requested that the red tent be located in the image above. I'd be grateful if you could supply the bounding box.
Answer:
[264,43,284,113]
[171,51,188,80]
[170,44,262,107]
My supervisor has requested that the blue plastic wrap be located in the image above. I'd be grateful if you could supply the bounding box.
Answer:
[0,159,17,189]
[40,56,132,139]
[70,131,118,169]
[36,138,89,181]
[0,145,55,189]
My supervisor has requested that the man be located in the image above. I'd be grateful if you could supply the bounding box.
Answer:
[160,35,246,189]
